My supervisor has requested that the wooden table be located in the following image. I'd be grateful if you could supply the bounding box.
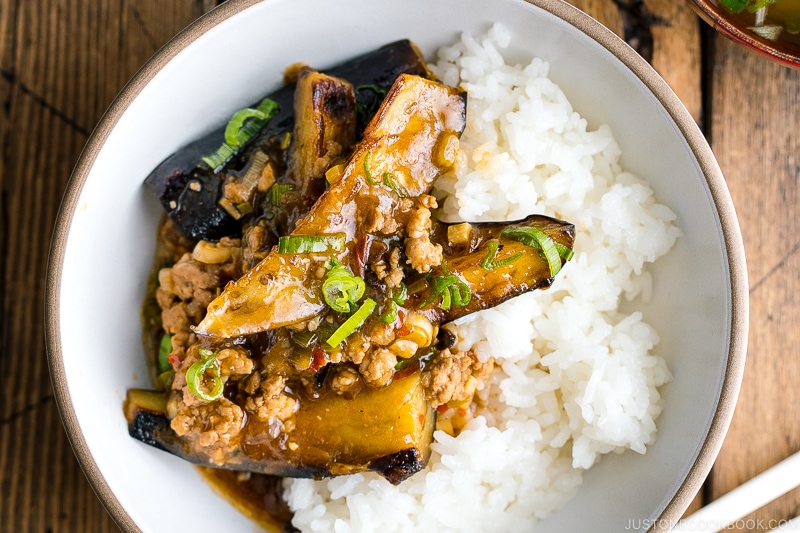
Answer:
[1,0,797,531]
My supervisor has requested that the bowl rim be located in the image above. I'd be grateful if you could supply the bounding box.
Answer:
[44,0,749,531]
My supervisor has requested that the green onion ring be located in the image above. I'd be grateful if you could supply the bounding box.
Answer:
[364,151,379,185]
[225,108,269,147]
[202,143,235,171]
[419,274,471,310]
[382,172,408,197]
[224,98,279,147]
[322,262,366,313]
[269,183,294,206]
[323,276,365,313]
[186,350,223,402]
[380,300,398,323]
[202,97,278,170]
[480,239,524,270]
[440,286,452,310]
[554,241,575,262]
[450,278,471,306]
[501,227,566,277]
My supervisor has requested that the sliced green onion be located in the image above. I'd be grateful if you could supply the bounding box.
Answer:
[364,150,379,185]
[198,347,214,358]
[202,143,235,170]
[292,330,318,349]
[326,298,377,347]
[554,241,574,262]
[748,0,775,10]
[392,283,408,305]
[280,131,292,150]
[157,333,172,373]
[440,286,452,310]
[419,274,471,311]
[501,227,565,277]
[382,172,408,197]
[224,98,279,147]
[449,278,471,307]
[186,349,223,402]
[380,300,398,323]
[202,97,279,170]
[480,240,523,271]
[278,233,346,254]
[362,150,408,196]
[323,277,365,312]
[269,183,294,206]
[322,261,366,313]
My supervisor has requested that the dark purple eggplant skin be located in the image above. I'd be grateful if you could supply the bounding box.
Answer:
[144,40,432,242]
[128,408,426,482]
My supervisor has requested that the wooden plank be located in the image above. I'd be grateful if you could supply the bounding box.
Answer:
[707,33,800,523]
[0,1,209,531]
[568,0,625,37]
[0,75,118,533]
[11,1,209,135]
[648,0,702,123]
[568,0,702,122]
[0,0,13,70]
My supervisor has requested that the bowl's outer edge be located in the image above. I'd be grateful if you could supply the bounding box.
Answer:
[44,0,750,531]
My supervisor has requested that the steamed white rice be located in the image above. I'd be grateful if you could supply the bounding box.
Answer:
[283,24,681,532]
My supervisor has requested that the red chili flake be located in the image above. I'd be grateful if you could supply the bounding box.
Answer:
[392,362,420,381]
[395,310,410,337]
[167,353,181,367]
[418,414,425,425]
[436,404,449,414]
[308,345,328,373]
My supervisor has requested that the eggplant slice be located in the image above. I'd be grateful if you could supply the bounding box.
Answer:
[144,40,432,241]
[195,73,468,339]
[126,370,434,484]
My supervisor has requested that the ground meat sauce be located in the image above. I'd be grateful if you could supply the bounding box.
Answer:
[129,43,575,531]
[143,214,494,529]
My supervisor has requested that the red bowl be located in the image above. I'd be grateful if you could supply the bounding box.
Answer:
[687,0,800,67]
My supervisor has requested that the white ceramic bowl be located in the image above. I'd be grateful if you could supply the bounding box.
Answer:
[46,0,748,531]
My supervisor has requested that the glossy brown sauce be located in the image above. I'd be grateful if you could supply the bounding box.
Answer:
[134,59,574,530]
[198,468,294,532]
[142,233,296,532]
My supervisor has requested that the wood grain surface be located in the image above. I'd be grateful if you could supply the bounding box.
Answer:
[0,3,217,531]
[706,36,800,531]
[1,0,797,531]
